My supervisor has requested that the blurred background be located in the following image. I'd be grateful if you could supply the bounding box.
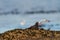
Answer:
[0,0,60,33]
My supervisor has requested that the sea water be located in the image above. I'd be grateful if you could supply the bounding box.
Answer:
[0,13,60,33]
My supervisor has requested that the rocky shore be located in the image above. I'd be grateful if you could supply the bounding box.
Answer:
[0,22,60,40]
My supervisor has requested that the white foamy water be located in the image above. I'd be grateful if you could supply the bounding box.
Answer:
[0,13,60,33]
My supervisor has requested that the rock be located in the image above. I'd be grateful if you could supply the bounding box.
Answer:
[0,22,60,40]
[0,29,60,40]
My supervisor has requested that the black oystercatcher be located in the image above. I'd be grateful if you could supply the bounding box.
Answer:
[28,19,50,29]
